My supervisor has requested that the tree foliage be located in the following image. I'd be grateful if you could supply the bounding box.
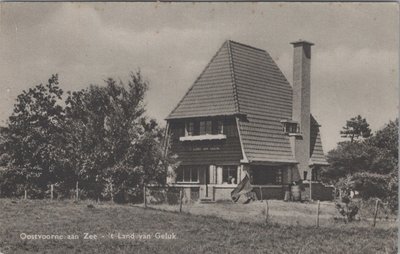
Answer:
[323,118,398,210]
[64,72,174,202]
[1,75,68,197]
[340,115,372,143]
[0,72,174,202]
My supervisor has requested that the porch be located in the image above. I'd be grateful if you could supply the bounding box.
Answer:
[167,163,334,202]
[170,164,291,202]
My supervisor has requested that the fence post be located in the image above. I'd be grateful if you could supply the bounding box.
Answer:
[75,181,79,201]
[144,185,147,208]
[111,183,114,203]
[24,189,27,200]
[179,188,183,213]
[373,199,379,227]
[316,200,320,228]
[51,184,54,201]
[265,199,269,223]
[260,186,263,201]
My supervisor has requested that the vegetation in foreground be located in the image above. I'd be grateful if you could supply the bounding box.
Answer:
[0,199,397,254]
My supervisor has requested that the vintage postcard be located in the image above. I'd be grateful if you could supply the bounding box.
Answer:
[0,2,398,253]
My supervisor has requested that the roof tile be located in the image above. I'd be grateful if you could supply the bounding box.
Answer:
[167,40,327,164]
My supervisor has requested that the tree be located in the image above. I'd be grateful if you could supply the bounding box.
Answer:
[2,75,69,197]
[340,115,372,143]
[65,71,172,202]
[368,119,398,161]
[0,72,174,201]
[323,119,398,210]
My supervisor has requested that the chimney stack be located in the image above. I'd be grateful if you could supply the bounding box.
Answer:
[290,40,314,180]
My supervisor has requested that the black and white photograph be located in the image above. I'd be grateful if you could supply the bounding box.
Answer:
[0,2,398,253]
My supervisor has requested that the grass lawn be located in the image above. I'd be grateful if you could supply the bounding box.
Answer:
[148,200,397,228]
[0,199,397,254]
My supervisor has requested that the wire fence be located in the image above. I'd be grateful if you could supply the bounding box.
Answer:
[9,183,396,228]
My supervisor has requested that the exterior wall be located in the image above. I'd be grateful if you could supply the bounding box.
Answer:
[211,185,286,201]
[213,185,235,200]
[252,186,285,200]
[167,117,243,166]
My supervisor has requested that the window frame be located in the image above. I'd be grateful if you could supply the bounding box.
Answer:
[281,120,300,135]
[176,166,200,184]
[185,119,224,137]
[221,166,238,184]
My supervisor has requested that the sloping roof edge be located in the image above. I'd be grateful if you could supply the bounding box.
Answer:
[166,40,239,120]
[227,40,240,113]
[309,159,330,166]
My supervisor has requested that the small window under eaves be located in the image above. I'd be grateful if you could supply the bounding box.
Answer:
[280,120,301,136]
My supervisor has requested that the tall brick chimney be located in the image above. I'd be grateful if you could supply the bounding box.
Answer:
[290,40,314,180]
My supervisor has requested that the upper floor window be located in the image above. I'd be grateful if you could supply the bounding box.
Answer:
[281,120,300,135]
[187,121,194,136]
[180,119,226,142]
[185,119,223,136]
[199,120,212,135]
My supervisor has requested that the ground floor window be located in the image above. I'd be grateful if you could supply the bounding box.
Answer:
[176,166,199,183]
[251,166,283,185]
[311,167,320,181]
[222,166,237,184]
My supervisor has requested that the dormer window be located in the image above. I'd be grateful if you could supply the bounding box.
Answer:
[180,119,226,141]
[187,121,194,136]
[281,120,300,135]
[200,120,212,135]
[186,119,223,136]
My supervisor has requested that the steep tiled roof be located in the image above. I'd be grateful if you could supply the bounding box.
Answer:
[310,116,329,165]
[167,40,327,164]
[166,41,239,119]
[228,41,296,163]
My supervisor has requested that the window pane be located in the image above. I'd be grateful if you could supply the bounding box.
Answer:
[199,121,206,135]
[206,121,212,134]
[177,168,183,182]
[187,122,194,136]
[275,169,282,184]
[229,168,237,184]
[222,166,237,184]
[222,168,228,183]
[191,168,198,182]
[215,120,223,134]
[184,168,191,182]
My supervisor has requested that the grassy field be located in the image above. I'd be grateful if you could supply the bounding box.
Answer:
[0,199,397,254]
[147,200,397,228]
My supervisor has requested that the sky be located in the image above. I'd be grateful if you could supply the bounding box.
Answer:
[0,3,398,152]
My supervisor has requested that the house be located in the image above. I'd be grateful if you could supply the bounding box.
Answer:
[164,40,333,202]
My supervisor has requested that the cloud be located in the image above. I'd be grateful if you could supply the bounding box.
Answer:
[0,3,398,153]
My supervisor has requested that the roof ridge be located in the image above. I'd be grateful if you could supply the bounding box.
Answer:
[227,41,240,114]
[228,40,267,53]
[166,41,230,119]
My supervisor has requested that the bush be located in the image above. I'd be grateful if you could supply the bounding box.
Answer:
[351,172,389,200]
